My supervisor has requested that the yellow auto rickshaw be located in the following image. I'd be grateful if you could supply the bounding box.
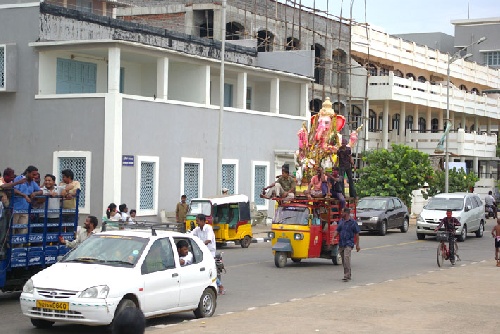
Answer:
[185,194,253,248]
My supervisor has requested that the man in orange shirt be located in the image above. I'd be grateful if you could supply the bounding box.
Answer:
[307,167,329,199]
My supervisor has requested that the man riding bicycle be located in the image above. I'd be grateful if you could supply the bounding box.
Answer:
[434,209,461,265]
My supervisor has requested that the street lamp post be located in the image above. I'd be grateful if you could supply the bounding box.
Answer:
[444,36,486,193]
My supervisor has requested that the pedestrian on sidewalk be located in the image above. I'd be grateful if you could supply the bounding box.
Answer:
[492,218,500,267]
[333,208,360,282]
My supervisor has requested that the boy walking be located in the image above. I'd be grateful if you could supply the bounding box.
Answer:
[492,219,500,267]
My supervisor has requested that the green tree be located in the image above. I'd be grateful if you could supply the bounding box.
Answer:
[356,144,434,208]
[425,168,479,198]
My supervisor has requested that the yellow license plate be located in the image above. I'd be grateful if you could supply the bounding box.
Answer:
[36,300,69,311]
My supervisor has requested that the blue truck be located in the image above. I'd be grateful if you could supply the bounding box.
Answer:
[0,191,80,291]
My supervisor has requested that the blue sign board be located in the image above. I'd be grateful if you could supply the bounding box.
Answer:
[122,155,134,167]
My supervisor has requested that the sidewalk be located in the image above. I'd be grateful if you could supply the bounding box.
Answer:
[152,259,498,334]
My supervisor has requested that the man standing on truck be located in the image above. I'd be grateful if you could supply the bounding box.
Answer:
[59,215,98,249]
[261,164,296,199]
[333,208,360,282]
[13,166,43,234]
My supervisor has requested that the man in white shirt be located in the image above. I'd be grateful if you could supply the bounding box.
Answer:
[191,214,216,257]
[485,190,497,219]
[176,239,193,266]
[40,174,62,223]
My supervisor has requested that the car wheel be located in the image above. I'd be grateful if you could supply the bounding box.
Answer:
[400,218,409,233]
[378,220,387,236]
[417,233,425,240]
[194,288,217,318]
[475,222,484,238]
[30,319,54,329]
[291,258,301,263]
[114,298,137,319]
[458,225,467,242]
[274,251,287,268]
[240,235,252,248]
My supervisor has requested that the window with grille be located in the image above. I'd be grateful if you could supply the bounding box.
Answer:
[53,151,91,214]
[56,58,97,94]
[0,46,4,89]
[136,156,159,216]
[484,51,500,66]
[183,163,200,201]
[222,162,236,195]
[253,163,268,209]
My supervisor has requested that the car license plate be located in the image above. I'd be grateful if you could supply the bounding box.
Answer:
[36,300,69,311]
[357,221,362,226]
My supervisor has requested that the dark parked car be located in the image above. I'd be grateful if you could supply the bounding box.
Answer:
[356,196,410,236]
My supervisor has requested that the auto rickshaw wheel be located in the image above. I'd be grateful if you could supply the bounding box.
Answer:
[240,235,252,248]
[274,251,287,268]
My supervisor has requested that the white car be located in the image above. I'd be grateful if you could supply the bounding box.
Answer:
[20,229,218,329]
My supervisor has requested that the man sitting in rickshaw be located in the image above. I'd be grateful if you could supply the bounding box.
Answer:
[261,164,296,199]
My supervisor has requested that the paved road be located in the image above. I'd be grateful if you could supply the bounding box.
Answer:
[0,220,496,333]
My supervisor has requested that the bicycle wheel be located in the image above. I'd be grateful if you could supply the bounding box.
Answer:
[437,243,444,267]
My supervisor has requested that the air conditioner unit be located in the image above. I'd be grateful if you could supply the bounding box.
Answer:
[0,43,17,93]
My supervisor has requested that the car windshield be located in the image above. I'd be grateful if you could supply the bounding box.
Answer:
[273,206,309,226]
[425,198,464,211]
[62,235,149,267]
[357,198,387,210]
[189,201,212,216]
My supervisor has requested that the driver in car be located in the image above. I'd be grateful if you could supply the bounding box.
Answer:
[176,239,193,266]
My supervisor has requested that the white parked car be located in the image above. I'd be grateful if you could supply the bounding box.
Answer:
[20,229,218,329]
[416,192,485,241]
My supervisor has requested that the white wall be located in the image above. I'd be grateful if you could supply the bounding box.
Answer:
[168,61,207,104]
[252,80,271,113]
[279,81,301,116]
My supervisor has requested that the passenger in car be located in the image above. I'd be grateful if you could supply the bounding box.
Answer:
[176,239,193,266]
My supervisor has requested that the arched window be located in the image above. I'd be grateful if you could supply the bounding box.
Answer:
[418,117,426,133]
[311,44,325,84]
[369,110,377,132]
[285,37,299,50]
[351,105,362,129]
[471,88,480,94]
[332,49,347,88]
[379,67,389,76]
[367,64,377,76]
[226,22,244,40]
[406,73,415,80]
[406,116,414,135]
[309,99,322,115]
[257,30,274,52]
[392,114,401,135]
[431,118,438,133]
[459,84,468,92]
[394,69,404,78]
[418,76,426,83]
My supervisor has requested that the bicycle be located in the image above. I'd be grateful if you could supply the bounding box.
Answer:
[436,231,460,267]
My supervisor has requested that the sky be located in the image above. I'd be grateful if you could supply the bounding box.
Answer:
[297,0,500,35]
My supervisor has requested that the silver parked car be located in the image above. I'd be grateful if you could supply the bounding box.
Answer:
[416,192,485,241]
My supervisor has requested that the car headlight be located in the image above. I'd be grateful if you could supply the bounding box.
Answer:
[79,285,110,299]
[369,217,379,221]
[23,279,34,293]
[268,232,275,239]
[417,215,425,223]
[294,233,304,240]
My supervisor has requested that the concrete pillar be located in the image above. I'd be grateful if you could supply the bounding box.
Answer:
[213,8,222,40]
[108,47,120,94]
[236,72,247,109]
[473,156,479,176]
[383,100,389,149]
[474,115,479,133]
[450,110,455,129]
[101,1,106,16]
[426,106,432,133]
[204,65,211,105]
[400,102,406,144]
[487,118,492,134]
[461,114,466,131]
[184,7,194,36]
[413,105,419,132]
[300,83,309,117]
[156,57,169,100]
[270,78,279,114]
[438,107,444,132]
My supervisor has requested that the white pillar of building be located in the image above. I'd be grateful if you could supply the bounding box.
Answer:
[487,118,492,134]
[400,102,406,144]
[473,156,479,175]
[204,65,211,105]
[474,115,479,133]
[383,100,389,149]
[156,57,169,100]
[450,110,455,128]
[236,72,247,109]
[438,107,444,132]
[461,114,467,131]
[103,46,123,210]
[270,78,280,114]
[300,83,309,117]
[413,105,419,132]
[426,106,432,133]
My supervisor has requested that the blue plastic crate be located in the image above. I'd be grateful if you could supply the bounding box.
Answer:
[28,250,44,266]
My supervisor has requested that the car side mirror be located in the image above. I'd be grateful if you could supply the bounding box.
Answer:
[465,205,472,212]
